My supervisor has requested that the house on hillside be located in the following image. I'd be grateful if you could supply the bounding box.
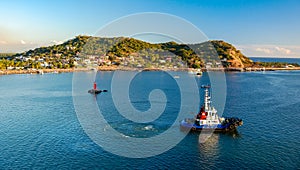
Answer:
[159,60,166,64]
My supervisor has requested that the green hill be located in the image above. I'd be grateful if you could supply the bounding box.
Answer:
[209,40,253,67]
[3,35,296,70]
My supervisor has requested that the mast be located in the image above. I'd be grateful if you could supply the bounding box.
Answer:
[202,85,211,112]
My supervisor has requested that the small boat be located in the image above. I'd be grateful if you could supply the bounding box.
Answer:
[88,89,107,94]
[196,72,202,76]
[188,69,202,76]
[180,85,243,132]
[195,69,202,76]
[37,70,44,75]
[88,82,108,94]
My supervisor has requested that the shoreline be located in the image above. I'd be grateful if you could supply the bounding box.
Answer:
[1,66,300,75]
[204,67,300,72]
[0,68,85,75]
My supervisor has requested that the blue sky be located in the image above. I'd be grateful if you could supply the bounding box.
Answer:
[0,0,299,57]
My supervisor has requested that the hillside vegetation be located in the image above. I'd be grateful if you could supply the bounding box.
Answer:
[0,36,298,70]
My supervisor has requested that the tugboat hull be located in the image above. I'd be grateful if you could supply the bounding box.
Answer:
[180,118,243,133]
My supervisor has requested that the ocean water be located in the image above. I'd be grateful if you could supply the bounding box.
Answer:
[0,70,300,169]
[250,57,300,65]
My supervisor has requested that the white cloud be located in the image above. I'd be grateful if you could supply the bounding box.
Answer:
[0,40,7,44]
[236,44,300,58]
[255,48,272,54]
[50,40,63,45]
[20,40,26,45]
[275,46,291,55]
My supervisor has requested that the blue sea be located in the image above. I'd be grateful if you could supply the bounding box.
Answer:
[250,57,300,65]
[0,68,300,169]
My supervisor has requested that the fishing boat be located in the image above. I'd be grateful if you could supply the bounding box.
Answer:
[180,85,243,132]
[88,82,108,94]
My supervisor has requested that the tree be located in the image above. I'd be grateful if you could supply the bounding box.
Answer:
[57,62,63,68]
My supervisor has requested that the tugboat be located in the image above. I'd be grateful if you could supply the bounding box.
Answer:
[180,85,243,132]
[88,82,108,94]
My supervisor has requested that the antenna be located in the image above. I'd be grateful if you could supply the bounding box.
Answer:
[210,85,212,101]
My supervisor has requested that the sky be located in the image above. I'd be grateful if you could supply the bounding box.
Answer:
[0,0,299,57]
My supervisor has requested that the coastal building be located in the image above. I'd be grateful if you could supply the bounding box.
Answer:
[206,62,213,68]
[159,59,166,64]
[215,62,222,68]
[285,65,295,68]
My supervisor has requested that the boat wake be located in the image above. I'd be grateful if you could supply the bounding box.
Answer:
[142,125,154,131]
